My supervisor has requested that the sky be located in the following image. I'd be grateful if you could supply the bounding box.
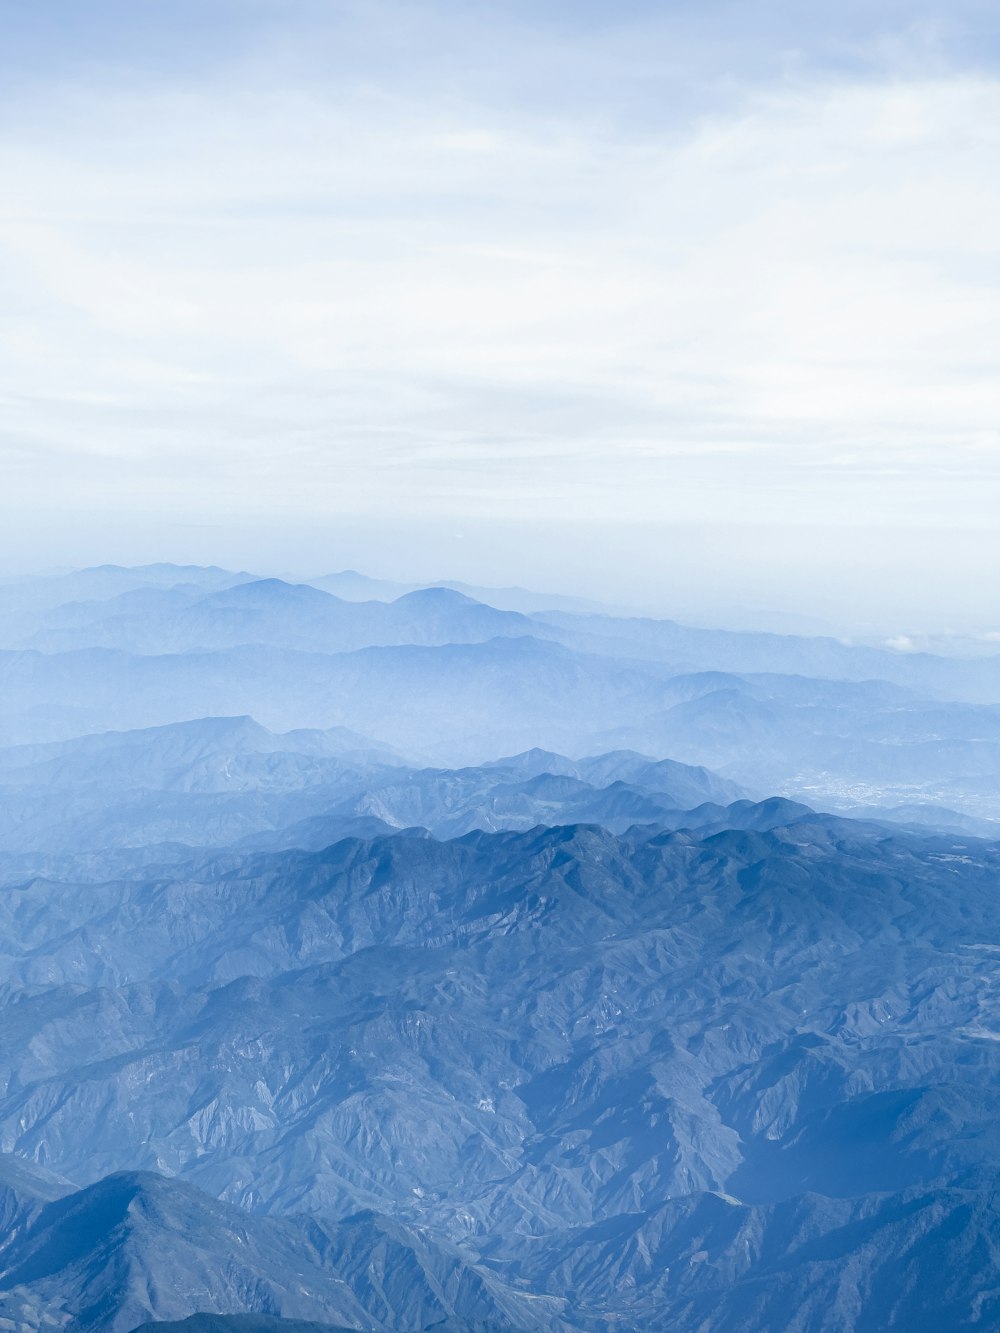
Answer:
[1,0,999,634]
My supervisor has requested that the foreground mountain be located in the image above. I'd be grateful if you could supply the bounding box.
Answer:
[0,1167,550,1332]
[133,1320,356,1333]
[1,808,999,1327]
[132,1321,514,1333]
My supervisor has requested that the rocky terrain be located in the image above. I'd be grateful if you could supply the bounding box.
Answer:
[0,565,998,1329]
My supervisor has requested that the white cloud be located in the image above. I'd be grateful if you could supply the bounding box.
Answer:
[0,10,998,623]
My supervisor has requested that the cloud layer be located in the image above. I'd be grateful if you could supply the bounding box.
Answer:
[1,1,998,628]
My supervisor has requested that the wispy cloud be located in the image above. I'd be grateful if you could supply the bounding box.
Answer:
[0,1,998,624]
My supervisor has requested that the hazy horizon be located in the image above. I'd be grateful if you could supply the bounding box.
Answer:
[2,537,998,647]
[2,0,999,635]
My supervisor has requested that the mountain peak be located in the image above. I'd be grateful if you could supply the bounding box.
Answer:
[393,586,482,609]
[207,579,340,609]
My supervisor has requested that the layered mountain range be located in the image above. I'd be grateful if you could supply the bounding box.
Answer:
[0,564,998,1330]
[1,566,998,827]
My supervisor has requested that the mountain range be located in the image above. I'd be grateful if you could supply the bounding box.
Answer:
[0,566,999,827]
[1,812,999,1328]
[0,562,999,1330]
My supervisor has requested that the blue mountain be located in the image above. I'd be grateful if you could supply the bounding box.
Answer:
[0,811,998,1327]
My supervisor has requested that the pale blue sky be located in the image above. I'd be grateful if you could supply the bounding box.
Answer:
[1,1,998,632]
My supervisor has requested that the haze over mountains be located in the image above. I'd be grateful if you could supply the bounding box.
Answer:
[1,555,997,912]
[0,563,999,1330]
[1,564,999,828]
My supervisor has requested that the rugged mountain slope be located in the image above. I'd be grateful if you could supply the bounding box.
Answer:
[1,814,1000,1327]
[479,1180,1000,1331]
[134,1315,517,1332]
[0,1170,546,1332]
[133,1319,356,1332]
